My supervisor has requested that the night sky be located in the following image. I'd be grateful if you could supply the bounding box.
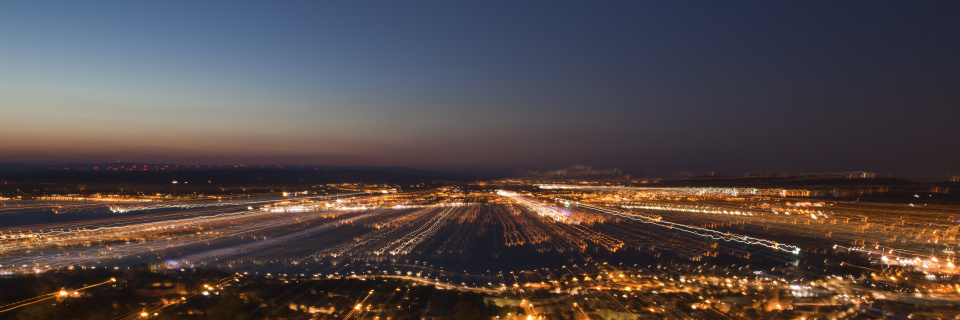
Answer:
[2,1,959,176]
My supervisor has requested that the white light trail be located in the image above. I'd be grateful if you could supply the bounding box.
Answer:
[571,201,800,255]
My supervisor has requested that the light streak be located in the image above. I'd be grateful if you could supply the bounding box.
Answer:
[571,202,801,255]
[0,278,116,314]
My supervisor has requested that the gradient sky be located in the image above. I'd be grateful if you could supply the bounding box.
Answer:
[2,1,959,175]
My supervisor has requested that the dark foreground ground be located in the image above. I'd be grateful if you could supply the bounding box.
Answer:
[1,266,497,320]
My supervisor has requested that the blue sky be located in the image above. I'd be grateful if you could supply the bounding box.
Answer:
[2,1,959,175]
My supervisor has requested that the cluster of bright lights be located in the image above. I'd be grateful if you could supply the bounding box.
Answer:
[268,205,319,213]
[109,193,361,214]
[538,184,780,196]
[497,190,571,222]
[621,204,755,217]
[835,244,956,274]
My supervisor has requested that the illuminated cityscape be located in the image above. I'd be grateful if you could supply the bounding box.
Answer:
[2,171,960,319]
[2,1,959,319]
